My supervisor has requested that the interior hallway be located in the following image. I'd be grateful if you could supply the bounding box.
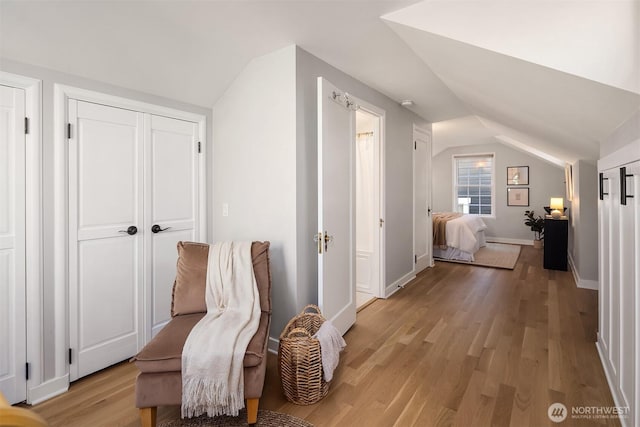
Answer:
[24,246,618,426]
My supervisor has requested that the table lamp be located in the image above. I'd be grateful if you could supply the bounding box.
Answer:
[550,197,564,219]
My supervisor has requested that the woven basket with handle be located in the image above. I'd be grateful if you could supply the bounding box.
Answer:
[278,304,330,405]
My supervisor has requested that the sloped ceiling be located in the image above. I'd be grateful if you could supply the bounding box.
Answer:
[1,1,638,164]
[383,0,640,164]
[0,0,466,122]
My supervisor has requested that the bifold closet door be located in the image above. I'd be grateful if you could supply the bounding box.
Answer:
[146,114,199,337]
[68,100,144,381]
[619,161,638,426]
[0,85,27,403]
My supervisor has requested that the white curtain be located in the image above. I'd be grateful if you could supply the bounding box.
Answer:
[356,132,374,253]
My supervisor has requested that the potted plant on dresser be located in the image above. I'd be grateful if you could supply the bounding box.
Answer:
[524,210,545,249]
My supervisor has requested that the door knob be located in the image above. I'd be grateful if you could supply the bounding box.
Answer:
[151,224,171,233]
[118,226,138,235]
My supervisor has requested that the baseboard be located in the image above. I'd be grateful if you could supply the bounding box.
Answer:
[596,340,630,427]
[28,374,69,405]
[268,336,279,355]
[385,270,416,298]
[568,252,599,290]
[485,236,533,246]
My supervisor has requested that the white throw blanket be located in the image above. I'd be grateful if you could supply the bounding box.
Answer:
[181,241,260,418]
[313,321,346,382]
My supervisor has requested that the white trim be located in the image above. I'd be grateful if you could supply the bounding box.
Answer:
[485,236,533,246]
[568,251,599,290]
[451,152,496,217]
[53,84,207,391]
[27,375,69,406]
[598,139,640,172]
[53,85,206,124]
[1,72,44,403]
[268,337,279,355]
[596,340,630,427]
[53,84,68,381]
[385,270,416,298]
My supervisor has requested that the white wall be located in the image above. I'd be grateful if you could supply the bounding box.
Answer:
[601,108,640,157]
[432,142,565,241]
[212,46,298,339]
[568,160,598,286]
[0,58,212,386]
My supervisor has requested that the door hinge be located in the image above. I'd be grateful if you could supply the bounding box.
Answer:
[414,141,417,150]
[24,117,30,135]
[314,232,323,254]
[68,348,73,365]
[67,123,72,139]
[25,362,30,380]
[198,141,201,153]
[415,255,417,264]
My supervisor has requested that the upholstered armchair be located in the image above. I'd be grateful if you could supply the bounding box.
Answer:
[133,241,272,427]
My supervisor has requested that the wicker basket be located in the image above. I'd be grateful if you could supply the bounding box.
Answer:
[278,304,330,405]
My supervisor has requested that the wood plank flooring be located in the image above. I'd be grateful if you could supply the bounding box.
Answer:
[22,246,619,426]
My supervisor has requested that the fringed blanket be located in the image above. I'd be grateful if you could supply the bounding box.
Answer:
[181,241,260,418]
[432,212,463,247]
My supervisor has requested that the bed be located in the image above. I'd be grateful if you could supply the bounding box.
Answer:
[432,212,488,262]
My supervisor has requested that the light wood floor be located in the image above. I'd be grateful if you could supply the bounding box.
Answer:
[23,246,619,426]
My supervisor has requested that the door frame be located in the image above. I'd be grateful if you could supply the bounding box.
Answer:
[53,85,207,390]
[349,95,386,298]
[413,124,433,273]
[0,72,43,404]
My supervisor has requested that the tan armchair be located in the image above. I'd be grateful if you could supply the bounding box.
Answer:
[132,241,272,427]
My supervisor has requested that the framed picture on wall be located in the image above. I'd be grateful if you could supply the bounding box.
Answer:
[507,166,529,185]
[507,187,529,206]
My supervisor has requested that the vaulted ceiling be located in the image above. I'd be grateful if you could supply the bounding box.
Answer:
[1,0,638,164]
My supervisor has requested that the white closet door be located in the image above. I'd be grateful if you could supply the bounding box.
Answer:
[414,126,431,272]
[620,161,638,426]
[0,85,26,404]
[69,100,144,381]
[146,115,199,337]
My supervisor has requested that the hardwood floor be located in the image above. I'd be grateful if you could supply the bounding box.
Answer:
[23,246,619,426]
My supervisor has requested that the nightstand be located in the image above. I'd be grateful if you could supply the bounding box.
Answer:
[544,217,568,271]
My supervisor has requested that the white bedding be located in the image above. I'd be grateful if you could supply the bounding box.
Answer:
[434,214,488,261]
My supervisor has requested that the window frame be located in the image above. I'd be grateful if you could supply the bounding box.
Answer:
[451,153,496,218]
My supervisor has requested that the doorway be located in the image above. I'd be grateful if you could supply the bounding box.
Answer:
[58,85,206,382]
[355,108,383,309]
[0,72,42,405]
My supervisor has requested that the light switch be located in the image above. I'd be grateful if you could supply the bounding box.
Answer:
[222,203,229,217]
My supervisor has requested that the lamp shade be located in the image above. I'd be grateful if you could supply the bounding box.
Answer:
[550,198,564,210]
[550,197,564,218]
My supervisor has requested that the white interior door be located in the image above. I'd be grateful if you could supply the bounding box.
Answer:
[317,77,356,336]
[69,100,144,381]
[414,125,431,272]
[146,114,199,337]
[0,85,27,404]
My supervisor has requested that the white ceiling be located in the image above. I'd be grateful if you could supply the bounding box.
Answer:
[1,0,638,163]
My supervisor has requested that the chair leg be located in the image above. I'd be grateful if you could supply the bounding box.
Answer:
[246,398,259,425]
[140,407,157,427]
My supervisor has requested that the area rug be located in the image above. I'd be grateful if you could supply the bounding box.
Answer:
[435,243,521,270]
[159,409,314,427]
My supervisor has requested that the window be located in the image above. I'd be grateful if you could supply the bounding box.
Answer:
[453,154,494,216]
